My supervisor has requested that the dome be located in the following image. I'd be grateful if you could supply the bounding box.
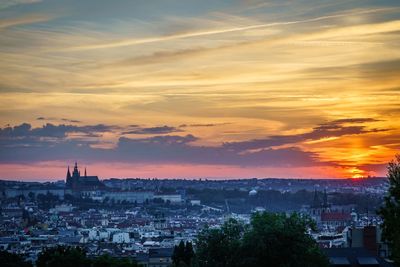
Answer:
[249,189,257,196]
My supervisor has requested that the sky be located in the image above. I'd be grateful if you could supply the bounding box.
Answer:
[0,0,399,180]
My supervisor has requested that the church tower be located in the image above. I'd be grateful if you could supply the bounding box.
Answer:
[322,188,330,212]
[66,166,72,188]
[312,189,319,208]
[66,162,81,189]
[72,161,80,179]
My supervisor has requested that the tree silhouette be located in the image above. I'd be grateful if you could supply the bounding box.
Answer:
[173,240,196,266]
[0,251,32,267]
[36,246,90,267]
[92,254,138,267]
[196,219,244,267]
[36,246,139,267]
[196,213,328,267]
[378,154,400,264]
[184,241,195,265]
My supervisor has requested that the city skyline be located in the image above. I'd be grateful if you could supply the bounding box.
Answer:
[1,0,400,180]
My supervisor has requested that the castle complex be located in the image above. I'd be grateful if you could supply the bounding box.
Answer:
[66,162,105,191]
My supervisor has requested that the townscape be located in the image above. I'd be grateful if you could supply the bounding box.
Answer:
[1,0,400,266]
[0,163,392,266]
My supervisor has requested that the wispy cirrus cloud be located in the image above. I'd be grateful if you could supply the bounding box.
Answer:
[179,123,230,128]
[0,0,399,178]
[62,7,397,51]
[0,0,41,10]
[0,123,118,140]
[0,14,52,29]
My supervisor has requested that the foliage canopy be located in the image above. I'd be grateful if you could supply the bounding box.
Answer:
[196,212,329,267]
[378,154,400,264]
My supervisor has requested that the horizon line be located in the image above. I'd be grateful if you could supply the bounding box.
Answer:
[0,176,386,183]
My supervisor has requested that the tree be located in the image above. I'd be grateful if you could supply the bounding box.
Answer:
[0,251,32,267]
[172,240,186,265]
[196,218,244,267]
[378,154,400,264]
[241,213,328,267]
[196,213,329,267]
[28,192,35,201]
[36,192,59,209]
[36,246,90,267]
[92,254,138,267]
[172,241,195,266]
[184,241,195,265]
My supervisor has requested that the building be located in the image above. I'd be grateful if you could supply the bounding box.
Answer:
[154,214,168,230]
[3,187,66,200]
[324,248,393,267]
[349,226,391,259]
[190,200,201,206]
[308,189,352,229]
[1,206,23,219]
[310,189,331,218]
[103,191,154,203]
[154,194,183,204]
[321,212,352,228]
[66,162,105,191]
[49,204,75,213]
[112,232,130,244]
[148,247,173,267]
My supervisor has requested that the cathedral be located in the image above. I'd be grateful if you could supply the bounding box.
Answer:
[66,162,105,191]
[310,188,331,216]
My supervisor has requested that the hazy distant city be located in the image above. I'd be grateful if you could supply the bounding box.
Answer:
[0,162,392,266]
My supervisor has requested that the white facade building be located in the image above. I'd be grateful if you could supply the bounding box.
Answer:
[112,232,130,243]
[104,191,154,203]
[155,194,182,203]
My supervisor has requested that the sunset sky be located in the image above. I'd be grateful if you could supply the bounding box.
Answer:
[0,0,399,180]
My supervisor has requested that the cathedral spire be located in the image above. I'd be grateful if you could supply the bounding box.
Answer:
[72,161,80,178]
[66,165,73,188]
[323,188,329,208]
[84,167,87,178]
[312,189,319,208]
[66,166,71,179]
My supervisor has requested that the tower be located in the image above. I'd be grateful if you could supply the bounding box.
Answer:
[312,189,320,208]
[311,189,321,216]
[66,166,71,179]
[72,161,80,179]
[66,162,81,189]
[322,188,330,212]
[323,188,328,208]
[66,166,72,187]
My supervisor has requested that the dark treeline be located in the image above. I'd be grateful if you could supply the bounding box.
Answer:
[186,188,383,213]
[171,212,329,267]
[1,246,139,267]
[4,188,383,213]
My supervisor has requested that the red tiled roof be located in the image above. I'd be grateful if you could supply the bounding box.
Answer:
[321,212,351,221]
